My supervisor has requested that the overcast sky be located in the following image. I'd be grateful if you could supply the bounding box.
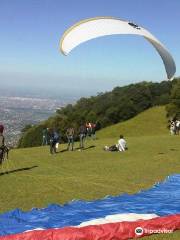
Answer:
[0,0,179,97]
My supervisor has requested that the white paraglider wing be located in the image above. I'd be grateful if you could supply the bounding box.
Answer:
[60,17,176,80]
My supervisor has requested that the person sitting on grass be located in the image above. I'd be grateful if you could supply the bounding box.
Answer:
[117,135,127,152]
[104,135,127,152]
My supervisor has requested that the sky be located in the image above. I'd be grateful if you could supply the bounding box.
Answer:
[0,0,179,98]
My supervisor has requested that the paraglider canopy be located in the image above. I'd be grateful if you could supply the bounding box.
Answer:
[60,17,176,80]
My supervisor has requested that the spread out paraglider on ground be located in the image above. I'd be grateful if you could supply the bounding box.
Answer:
[60,17,176,80]
[0,174,180,239]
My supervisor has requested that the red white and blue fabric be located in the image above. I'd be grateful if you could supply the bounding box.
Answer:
[0,174,180,240]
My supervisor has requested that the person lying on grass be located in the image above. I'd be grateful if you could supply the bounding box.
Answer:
[104,135,128,152]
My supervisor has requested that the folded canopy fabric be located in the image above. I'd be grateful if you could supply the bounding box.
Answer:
[0,174,180,239]
[0,214,180,240]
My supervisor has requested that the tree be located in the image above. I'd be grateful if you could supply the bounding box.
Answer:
[18,80,173,148]
[166,78,180,119]
[21,124,32,132]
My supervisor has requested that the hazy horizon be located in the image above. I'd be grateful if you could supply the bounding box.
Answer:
[0,0,179,96]
[0,75,170,100]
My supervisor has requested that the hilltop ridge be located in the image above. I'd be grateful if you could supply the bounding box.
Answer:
[18,80,172,148]
[98,106,168,138]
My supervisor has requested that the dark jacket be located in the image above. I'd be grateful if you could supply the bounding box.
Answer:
[79,125,87,135]
[0,133,5,148]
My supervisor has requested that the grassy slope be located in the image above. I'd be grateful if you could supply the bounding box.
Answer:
[0,106,179,239]
[97,106,168,138]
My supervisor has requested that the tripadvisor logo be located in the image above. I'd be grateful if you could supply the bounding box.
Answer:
[135,227,173,235]
[135,227,144,236]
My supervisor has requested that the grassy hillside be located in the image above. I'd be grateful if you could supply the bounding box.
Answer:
[97,106,168,138]
[18,81,172,148]
[0,106,179,239]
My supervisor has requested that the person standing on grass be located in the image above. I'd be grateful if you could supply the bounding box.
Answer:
[79,123,87,149]
[91,123,97,140]
[0,125,4,147]
[66,127,75,151]
[0,125,5,164]
[53,129,60,153]
[49,129,56,154]
[86,122,92,139]
[42,128,48,146]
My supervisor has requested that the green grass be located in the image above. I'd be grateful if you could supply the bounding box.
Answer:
[0,106,179,239]
[98,106,168,138]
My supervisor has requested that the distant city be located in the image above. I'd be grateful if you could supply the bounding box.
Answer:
[0,94,77,147]
[0,82,103,147]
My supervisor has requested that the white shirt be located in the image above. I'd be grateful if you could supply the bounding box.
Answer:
[176,121,180,127]
[117,138,127,151]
